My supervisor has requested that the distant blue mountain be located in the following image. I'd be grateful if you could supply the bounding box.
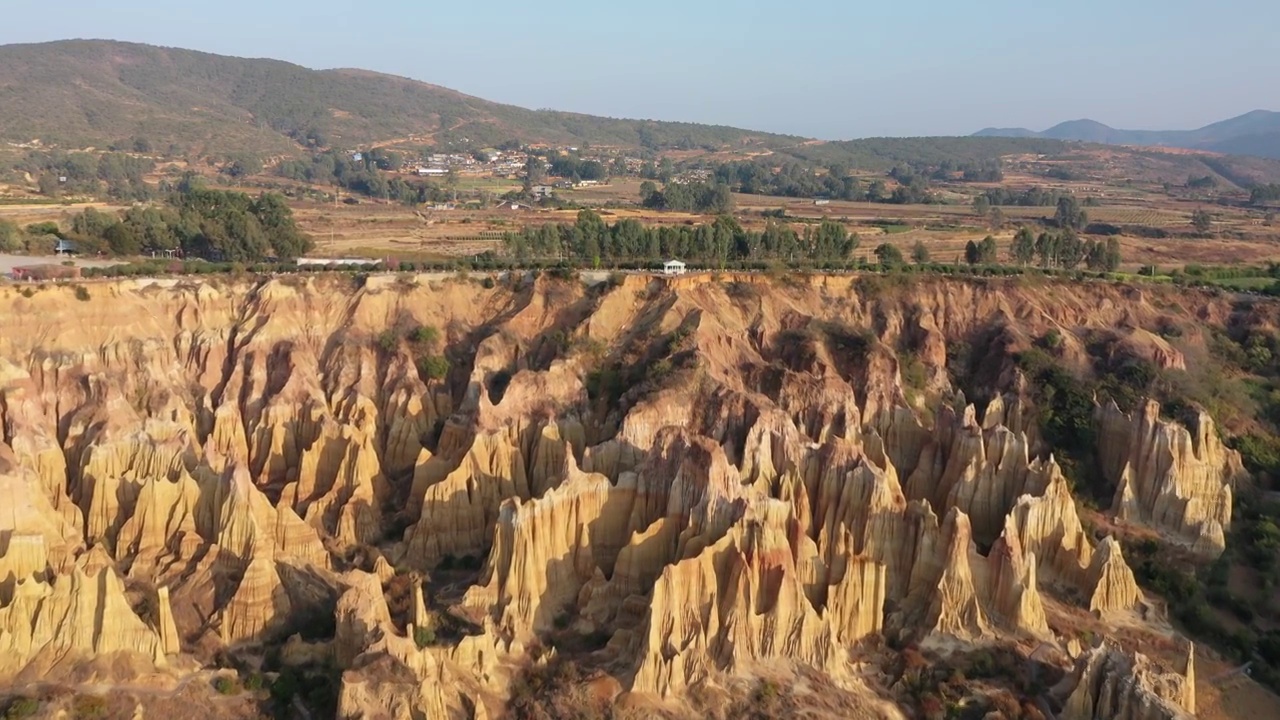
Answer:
[973,111,1280,159]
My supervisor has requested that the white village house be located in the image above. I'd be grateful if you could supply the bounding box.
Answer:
[661,259,687,275]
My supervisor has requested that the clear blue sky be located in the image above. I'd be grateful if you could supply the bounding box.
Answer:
[1,0,1275,139]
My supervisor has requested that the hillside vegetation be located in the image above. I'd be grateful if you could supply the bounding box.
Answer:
[778,136,1073,170]
[0,40,800,154]
[3,39,1279,198]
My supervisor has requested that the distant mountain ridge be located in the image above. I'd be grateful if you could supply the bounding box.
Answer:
[974,110,1280,159]
[0,39,800,155]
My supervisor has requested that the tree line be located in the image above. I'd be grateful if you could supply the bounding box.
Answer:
[1006,226,1121,271]
[706,161,944,204]
[639,181,735,214]
[499,210,1123,272]
[979,186,1083,208]
[547,156,609,182]
[56,182,312,261]
[699,157,1003,203]
[502,210,859,266]
[499,211,1122,274]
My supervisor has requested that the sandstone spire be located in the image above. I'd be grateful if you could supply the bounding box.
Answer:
[1097,399,1239,555]
[156,585,181,655]
[464,450,622,638]
[220,552,293,644]
[918,509,989,639]
[1060,641,1195,720]
[1086,536,1142,616]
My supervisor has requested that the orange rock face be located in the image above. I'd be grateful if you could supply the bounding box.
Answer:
[0,273,1262,717]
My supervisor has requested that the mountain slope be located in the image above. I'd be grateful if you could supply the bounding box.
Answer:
[975,111,1280,159]
[0,39,800,154]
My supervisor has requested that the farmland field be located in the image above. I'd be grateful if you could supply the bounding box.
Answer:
[1081,206,1185,225]
[1198,276,1280,290]
[3,157,1278,274]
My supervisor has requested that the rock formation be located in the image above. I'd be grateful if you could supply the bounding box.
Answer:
[463,449,627,638]
[897,507,990,640]
[404,430,530,569]
[1098,399,1241,556]
[982,517,1050,636]
[0,564,164,677]
[219,552,294,644]
[1059,640,1196,720]
[156,585,181,655]
[1086,536,1143,616]
[0,273,1268,718]
[630,501,884,696]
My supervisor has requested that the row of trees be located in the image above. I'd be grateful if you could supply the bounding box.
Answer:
[60,185,312,261]
[1007,227,1121,270]
[499,209,1123,273]
[501,211,859,265]
[931,158,1003,182]
[874,229,1121,272]
[547,156,609,182]
[639,181,734,214]
[702,157,1002,203]
[713,162,861,200]
[978,186,1077,208]
[707,161,940,204]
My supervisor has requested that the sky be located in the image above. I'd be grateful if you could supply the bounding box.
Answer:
[1,0,1276,140]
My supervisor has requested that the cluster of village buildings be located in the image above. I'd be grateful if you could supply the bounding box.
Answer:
[410,150,527,178]
[399,146,654,183]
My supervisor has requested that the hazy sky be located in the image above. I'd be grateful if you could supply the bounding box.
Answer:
[1,0,1275,139]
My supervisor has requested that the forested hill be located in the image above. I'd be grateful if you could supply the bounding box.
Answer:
[0,40,800,155]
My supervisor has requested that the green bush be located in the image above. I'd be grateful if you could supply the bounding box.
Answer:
[73,285,91,301]
[417,355,450,380]
[413,625,436,649]
[1016,348,1102,495]
[213,675,239,695]
[3,698,40,720]
[376,329,400,353]
[244,673,267,692]
[1233,434,1280,480]
[408,325,440,346]
[646,359,673,382]
[586,367,626,405]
